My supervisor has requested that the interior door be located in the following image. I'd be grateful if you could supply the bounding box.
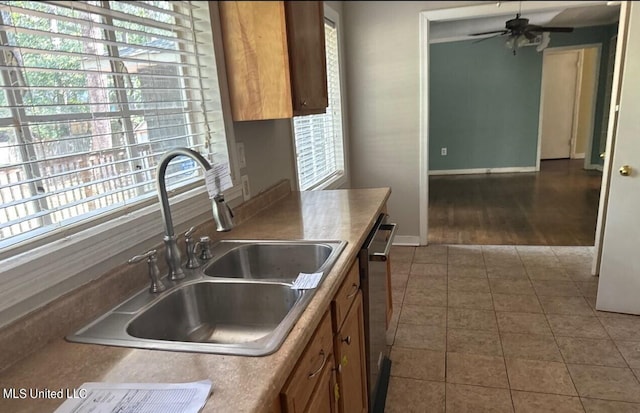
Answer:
[540,50,580,159]
[596,2,640,315]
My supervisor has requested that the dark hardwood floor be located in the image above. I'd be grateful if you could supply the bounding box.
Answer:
[428,160,603,246]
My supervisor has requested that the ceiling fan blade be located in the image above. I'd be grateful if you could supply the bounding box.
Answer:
[472,32,505,44]
[541,27,574,33]
[528,25,574,33]
[469,29,509,36]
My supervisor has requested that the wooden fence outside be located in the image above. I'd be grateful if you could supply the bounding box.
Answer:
[0,150,153,240]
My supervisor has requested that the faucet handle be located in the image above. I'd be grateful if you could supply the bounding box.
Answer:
[128,249,157,264]
[184,226,201,269]
[196,236,213,261]
[128,249,167,293]
[184,226,197,239]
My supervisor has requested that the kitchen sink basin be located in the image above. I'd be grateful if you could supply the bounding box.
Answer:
[203,241,338,280]
[127,281,301,344]
[67,240,347,356]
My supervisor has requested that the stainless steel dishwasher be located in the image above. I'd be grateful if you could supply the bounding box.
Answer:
[359,213,397,412]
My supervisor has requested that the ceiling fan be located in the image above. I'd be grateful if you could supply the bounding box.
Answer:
[469,13,574,54]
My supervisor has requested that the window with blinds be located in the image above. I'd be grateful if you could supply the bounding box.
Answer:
[0,1,230,250]
[293,18,344,191]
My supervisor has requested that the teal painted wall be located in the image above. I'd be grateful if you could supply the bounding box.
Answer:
[429,24,617,171]
[429,37,541,170]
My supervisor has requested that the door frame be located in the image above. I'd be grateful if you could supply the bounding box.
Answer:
[419,1,620,245]
[536,44,602,168]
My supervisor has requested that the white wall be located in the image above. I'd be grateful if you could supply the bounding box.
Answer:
[343,1,487,241]
[234,120,297,196]
[325,1,343,14]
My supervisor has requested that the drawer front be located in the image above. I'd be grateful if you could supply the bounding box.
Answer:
[282,311,333,412]
[332,259,360,331]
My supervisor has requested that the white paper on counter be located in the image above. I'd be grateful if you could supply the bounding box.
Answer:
[54,380,212,413]
[291,272,323,289]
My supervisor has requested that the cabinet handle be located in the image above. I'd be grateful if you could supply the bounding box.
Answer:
[346,283,359,299]
[301,100,308,107]
[342,335,352,345]
[308,350,327,379]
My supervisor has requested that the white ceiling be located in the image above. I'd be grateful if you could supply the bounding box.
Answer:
[430,2,620,43]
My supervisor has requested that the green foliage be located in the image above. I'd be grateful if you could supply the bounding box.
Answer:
[0,1,178,142]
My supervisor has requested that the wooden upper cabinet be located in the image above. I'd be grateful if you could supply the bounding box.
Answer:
[218,1,327,121]
[218,2,292,121]
[284,1,328,116]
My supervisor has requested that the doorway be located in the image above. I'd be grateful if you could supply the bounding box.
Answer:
[419,2,620,250]
[538,46,601,165]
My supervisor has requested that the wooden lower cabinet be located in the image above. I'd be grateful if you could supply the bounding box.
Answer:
[334,291,367,413]
[269,396,282,413]
[279,259,367,412]
[281,312,333,412]
[306,354,338,413]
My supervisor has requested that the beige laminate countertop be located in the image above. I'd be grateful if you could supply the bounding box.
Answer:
[0,188,391,413]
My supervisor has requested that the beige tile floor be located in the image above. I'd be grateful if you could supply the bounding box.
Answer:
[385,245,640,413]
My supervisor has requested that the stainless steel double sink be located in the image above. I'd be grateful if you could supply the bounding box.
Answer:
[68,240,346,356]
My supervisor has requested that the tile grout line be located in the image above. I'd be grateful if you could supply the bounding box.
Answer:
[553,249,640,395]
[494,247,524,412]
[513,247,587,407]
[534,247,585,409]
[593,304,640,385]
[391,245,640,411]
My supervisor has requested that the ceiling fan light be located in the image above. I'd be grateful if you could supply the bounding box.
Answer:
[536,32,551,52]
[505,36,516,49]
[516,35,529,48]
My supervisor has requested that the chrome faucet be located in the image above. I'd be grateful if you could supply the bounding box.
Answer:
[156,148,234,281]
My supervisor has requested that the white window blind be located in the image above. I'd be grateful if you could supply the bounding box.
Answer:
[293,18,344,191]
[0,1,231,250]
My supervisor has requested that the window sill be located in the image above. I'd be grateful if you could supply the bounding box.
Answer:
[0,184,243,328]
[305,171,347,191]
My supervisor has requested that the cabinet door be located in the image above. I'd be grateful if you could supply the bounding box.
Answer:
[335,292,368,413]
[282,312,333,413]
[307,354,338,413]
[218,1,293,121]
[284,1,328,116]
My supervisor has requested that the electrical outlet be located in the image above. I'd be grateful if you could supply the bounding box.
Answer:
[237,142,246,168]
[441,147,447,156]
[241,175,250,201]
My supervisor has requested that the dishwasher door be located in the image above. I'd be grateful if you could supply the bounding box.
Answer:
[360,213,397,412]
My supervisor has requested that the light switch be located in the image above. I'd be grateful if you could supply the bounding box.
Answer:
[237,142,247,168]
[241,175,250,200]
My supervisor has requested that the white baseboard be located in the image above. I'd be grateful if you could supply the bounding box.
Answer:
[393,235,420,246]
[593,164,603,171]
[429,166,537,176]
[572,153,586,159]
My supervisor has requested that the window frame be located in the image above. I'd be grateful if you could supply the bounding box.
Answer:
[291,3,349,191]
[0,1,242,328]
